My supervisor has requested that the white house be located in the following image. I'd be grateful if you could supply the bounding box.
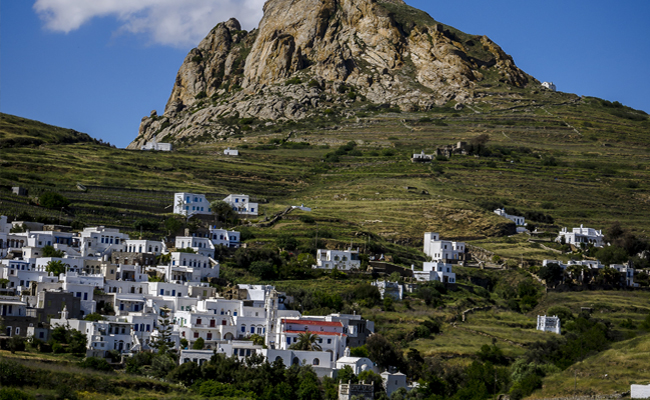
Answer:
[174,193,212,216]
[314,249,361,271]
[411,151,434,162]
[276,319,347,362]
[382,372,410,397]
[423,233,466,263]
[209,227,241,248]
[541,82,557,91]
[223,194,258,216]
[371,280,403,300]
[536,315,561,334]
[80,226,128,257]
[494,208,526,227]
[413,262,456,283]
[224,148,239,156]
[141,140,172,151]
[336,348,377,374]
[125,240,164,255]
[556,225,605,247]
[631,384,650,399]
[175,236,215,258]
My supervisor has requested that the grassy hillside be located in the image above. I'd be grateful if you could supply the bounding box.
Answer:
[1,88,649,262]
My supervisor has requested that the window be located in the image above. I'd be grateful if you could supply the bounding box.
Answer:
[196,318,202,325]
[327,339,332,344]
[313,358,320,365]
[194,332,199,338]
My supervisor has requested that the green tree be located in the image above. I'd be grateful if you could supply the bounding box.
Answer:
[366,333,405,371]
[210,200,239,227]
[84,312,105,321]
[42,245,64,258]
[192,337,205,350]
[250,260,276,280]
[289,332,322,351]
[164,216,183,236]
[39,191,70,209]
[151,311,174,354]
[538,262,563,287]
[46,260,66,276]
[134,218,159,232]
[595,245,628,265]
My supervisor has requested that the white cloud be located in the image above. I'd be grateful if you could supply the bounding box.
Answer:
[33,0,265,47]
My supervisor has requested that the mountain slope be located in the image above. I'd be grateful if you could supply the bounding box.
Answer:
[128,0,532,149]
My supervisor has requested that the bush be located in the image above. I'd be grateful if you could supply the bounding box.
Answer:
[299,215,315,224]
[78,357,113,372]
[39,192,70,209]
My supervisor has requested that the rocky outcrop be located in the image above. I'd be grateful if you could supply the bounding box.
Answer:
[128,0,532,149]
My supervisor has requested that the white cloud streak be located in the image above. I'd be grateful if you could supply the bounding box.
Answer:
[33,0,266,47]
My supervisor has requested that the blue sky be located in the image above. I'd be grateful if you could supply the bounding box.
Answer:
[1,0,649,148]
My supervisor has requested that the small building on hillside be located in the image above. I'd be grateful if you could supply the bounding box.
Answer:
[536,315,561,334]
[224,148,239,156]
[541,82,557,91]
[313,249,361,271]
[411,151,434,162]
[371,280,403,300]
[223,194,258,216]
[174,193,212,216]
[423,232,467,264]
[556,225,605,248]
[631,384,650,399]
[12,187,28,196]
[494,208,526,226]
[141,139,172,151]
[338,382,374,400]
[413,262,456,283]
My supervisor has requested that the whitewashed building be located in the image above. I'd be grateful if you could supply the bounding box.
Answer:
[209,227,241,248]
[174,193,212,216]
[141,140,172,151]
[494,208,526,226]
[423,232,467,263]
[371,280,403,300]
[412,151,434,162]
[314,249,361,271]
[275,319,347,362]
[175,236,215,258]
[223,194,258,216]
[536,315,561,334]
[412,262,456,283]
[224,148,239,156]
[541,82,557,91]
[556,225,605,248]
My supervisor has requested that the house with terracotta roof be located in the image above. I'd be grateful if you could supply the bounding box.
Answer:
[275,318,347,361]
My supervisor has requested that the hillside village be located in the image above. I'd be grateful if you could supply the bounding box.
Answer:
[1,187,648,398]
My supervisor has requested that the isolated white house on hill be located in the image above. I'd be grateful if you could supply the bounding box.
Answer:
[556,225,605,247]
[536,315,561,334]
[224,148,239,156]
[541,82,557,91]
[494,208,526,226]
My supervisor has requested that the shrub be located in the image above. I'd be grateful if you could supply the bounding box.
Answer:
[285,77,302,85]
[194,91,207,99]
[39,192,70,209]
[78,357,113,372]
[299,215,315,224]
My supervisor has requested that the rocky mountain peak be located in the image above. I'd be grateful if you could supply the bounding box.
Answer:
[128,0,532,149]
